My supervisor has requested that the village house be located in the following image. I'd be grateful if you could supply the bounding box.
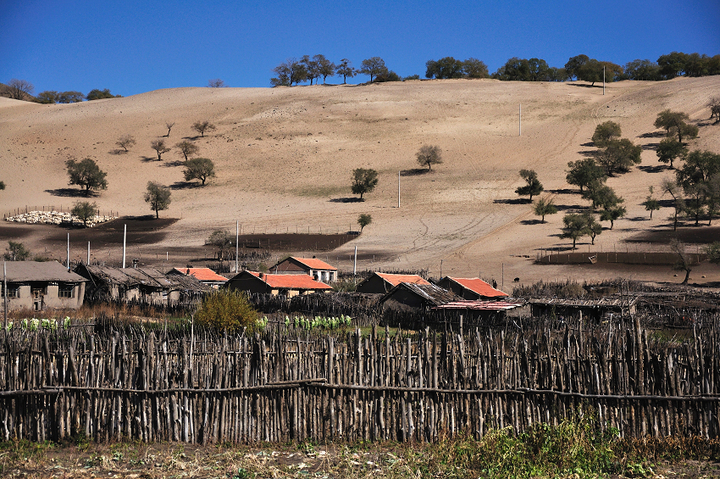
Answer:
[436,276,509,300]
[226,271,332,297]
[528,297,638,321]
[75,264,209,306]
[269,257,337,283]
[167,267,228,289]
[356,272,430,294]
[432,299,522,324]
[1,261,86,311]
[380,282,461,312]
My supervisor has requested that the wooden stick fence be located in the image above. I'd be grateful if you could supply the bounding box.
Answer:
[1,318,718,444]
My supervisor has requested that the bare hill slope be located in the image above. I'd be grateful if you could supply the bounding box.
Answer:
[1,77,719,285]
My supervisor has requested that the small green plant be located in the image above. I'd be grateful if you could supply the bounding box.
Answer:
[284,314,352,331]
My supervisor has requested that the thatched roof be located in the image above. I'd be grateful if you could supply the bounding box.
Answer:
[75,264,209,293]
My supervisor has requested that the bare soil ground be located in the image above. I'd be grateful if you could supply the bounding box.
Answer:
[1,76,720,287]
[2,441,719,479]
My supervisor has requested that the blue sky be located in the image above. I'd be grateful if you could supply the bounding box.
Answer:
[1,0,718,97]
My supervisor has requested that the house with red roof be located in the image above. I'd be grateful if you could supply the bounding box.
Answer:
[168,267,228,289]
[226,271,332,297]
[269,257,337,283]
[356,272,430,294]
[437,276,508,300]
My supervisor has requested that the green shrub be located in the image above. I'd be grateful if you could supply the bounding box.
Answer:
[194,290,259,333]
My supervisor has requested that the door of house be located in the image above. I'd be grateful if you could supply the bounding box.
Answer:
[32,288,44,311]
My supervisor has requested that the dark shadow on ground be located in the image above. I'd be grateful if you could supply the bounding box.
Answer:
[626,216,650,222]
[657,199,675,208]
[520,219,543,225]
[578,150,598,157]
[141,156,160,163]
[400,168,431,176]
[625,225,720,244]
[109,149,129,155]
[329,197,364,203]
[555,204,587,211]
[162,160,186,168]
[170,181,201,190]
[580,141,595,148]
[44,188,97,198]
[641,143,659,151]
[494,198,530,205]
[638,131,666,138]
[638,164,667,173]
[549,188,577,195]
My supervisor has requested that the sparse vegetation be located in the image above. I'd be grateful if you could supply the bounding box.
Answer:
[560,213,590,249]
[150,139,171,160]
[164,121,175,137]
[654,109,699,144]
[597,138,642,175]
[144,181,171,218]
[192,120,216,137]
[357,213,372,232]
[533,197,557,223]
[351,168,378,200]
[566,158,606,192]
[642,186,661,218]
[515,169,543,201]
[183,157,215,185]
[709,97,720,123]
[4,241,30,261]
[5,78,34,100]
[115,134,136,152]
[176,140,199,160]
[71,201,98,227]
[207,230,234,261]
[86,88,119,100]
[416,145,443,171]
[591,121,622,147]
[670,238,693,284]
[656,137,687,168]
[65,157,108,195]
[208,79,225,88]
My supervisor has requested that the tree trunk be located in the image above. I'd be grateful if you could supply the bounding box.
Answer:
[682,269,690,284]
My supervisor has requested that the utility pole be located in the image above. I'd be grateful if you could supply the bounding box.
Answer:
[353,245,358,275]
[122,224,127,268]
[398,171,401,208]
[3,262,7,330]
[603,66,606,96]
[87,241,90,264]
[66,233,70,271]
[519,104,522,136]
[235,220,239,273]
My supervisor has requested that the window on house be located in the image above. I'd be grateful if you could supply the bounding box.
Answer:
[1,285,19,298]
[59,284,74,298]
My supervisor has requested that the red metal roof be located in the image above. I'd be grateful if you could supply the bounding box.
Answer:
[376,273,430,287]
[170,267,228,282]
[447,277,508,298]
[248,271,332,290]
[291,257,337,271]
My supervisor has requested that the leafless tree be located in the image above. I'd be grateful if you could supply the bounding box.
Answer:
[116,134,136,152]
[670,238,693,285]
[208,79,226,88]
[6,79,34,100]
[164,122,175,137]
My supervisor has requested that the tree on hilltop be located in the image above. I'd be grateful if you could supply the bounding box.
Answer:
[271,58,307,86]
[360,57,388,82]
[65,158,108,195]
[86,89,119,100]
[314,55,335,84]
[336,59,356,84]
[208,79,226,88]
[6,79,34,100]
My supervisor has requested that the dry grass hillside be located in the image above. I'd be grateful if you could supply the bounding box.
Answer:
[1,77,719,287]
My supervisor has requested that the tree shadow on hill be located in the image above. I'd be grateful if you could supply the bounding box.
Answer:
[520,219,543,225]
[161,160,185,168]
[638,131,665,138]
[555,203,587,211]
[140,156,160,163]
[494,198,530,205]
[641,143,659,151]
[580,141,595,148]
[638,164,668,173]
[401,169,431,176]
[578,149,598,157]
[170,181,200,190]
[44,188,98,198]
[109,149,129,155]
[329,197,363,203]
[549,188,576,195]
[566,83,601,89]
